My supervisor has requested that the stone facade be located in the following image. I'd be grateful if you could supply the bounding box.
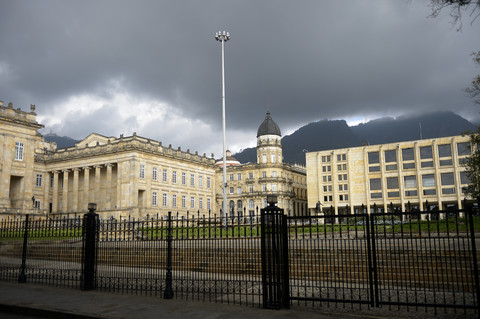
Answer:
[0,102,307,219]
[216,112,307,218]
[306,135,473,215]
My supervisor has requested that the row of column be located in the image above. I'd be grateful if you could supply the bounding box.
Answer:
[46,163,115,214]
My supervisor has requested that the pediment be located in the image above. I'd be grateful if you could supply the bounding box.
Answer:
[75,133,115,148]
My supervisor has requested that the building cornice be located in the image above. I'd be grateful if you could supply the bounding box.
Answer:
[35,134,216,167]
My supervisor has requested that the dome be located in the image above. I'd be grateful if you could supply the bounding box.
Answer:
[215,150,241,167]
[257,112,281,137]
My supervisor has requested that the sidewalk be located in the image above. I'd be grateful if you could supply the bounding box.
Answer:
[0,281,461,319]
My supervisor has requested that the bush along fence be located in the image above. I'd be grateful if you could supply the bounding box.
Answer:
[0,201,479,317]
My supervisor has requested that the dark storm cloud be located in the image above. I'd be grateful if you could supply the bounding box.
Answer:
[0,1,478,154]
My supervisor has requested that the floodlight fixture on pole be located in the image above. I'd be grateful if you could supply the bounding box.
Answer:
[215,30,230,224]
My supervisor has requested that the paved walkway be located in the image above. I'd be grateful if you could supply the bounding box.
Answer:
[0,281,469,319]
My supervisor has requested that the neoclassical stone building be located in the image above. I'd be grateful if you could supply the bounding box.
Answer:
[216,112,308,218]
[0,101,307,219]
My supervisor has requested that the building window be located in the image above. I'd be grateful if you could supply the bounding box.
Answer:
[249,172,253,179]
[369,166,380,172]
[384,150,397,163]
[230,174,234,181]
[343,174,347,181]
[404,175,417,188]
[272,184,277,191]
[370,178,381,190]
[182,196,186,208]
[15,142,24,161]
[262,155,267,163]
[344,184,348,191]
[237,173,242,180]
[262,171,267,178]
[421,161,434,168]
[403,163,415,169]
[402,148,415,161]
[405,190,418,197]
[153,167,157,181]
[237,187,242,194]
[140,164,145,178]
[457,142,471,156]
[207,198,211,210]
[420,146,433,159]
[191,174,195,186]
[50,174,54,188]
[230,187,234,194]
[441,172,454,186]
[368,152,379,164]
[249,199,254,209]
[182,172,186,185]
[172,194,177,207]
[34,201,41,210]
[199,176,203,188]
[36,174,42,187]
[249,185,254,193]
[191,196,195,209]
[163,169,167,182]
[152,192,157,206]
[271,154,276,163]
[438,144,452,158]
[172,171,177,184]
[207,177,211,188]
[199,198,203,209]
[440,159,453,166]
[422,174,435,187]
[162,193,167,206]
[272,171,277,177]
[460,171,471,184]
[262,184,267,192]
[387,177,399,189]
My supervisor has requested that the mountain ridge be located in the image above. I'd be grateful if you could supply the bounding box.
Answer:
[233,111,477,165]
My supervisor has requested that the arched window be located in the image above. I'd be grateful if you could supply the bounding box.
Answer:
[249,199,254,209]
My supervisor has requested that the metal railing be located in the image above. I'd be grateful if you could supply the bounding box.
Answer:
[0,207,478,317]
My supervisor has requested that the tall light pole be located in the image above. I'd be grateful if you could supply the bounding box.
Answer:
[215,31,230,223]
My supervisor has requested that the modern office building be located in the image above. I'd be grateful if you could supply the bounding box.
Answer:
[306,135,473,215]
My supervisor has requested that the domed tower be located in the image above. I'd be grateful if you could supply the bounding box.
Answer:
[256,112,282,165]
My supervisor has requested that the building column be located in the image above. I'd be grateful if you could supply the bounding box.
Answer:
[52,171,59,213]
[95,165,101,208]
[62,170,69,213]
[83,167,90,209]
[43,172,50,213]
[106,163,113,210]
[72,168,80,212]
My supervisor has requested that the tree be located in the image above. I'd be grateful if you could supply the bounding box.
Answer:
[465,51,480,104]
[464,52,480,202]
[464,128,480,201]
[429,0,480,30]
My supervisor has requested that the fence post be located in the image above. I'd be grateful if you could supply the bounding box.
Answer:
[164,211,173,299]
[82,203,98,291]
[18,214,29,283]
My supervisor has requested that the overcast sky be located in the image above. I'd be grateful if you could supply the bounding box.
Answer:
[0,1,478,156]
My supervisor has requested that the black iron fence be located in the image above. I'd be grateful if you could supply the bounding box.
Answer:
[0,206,479,317]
